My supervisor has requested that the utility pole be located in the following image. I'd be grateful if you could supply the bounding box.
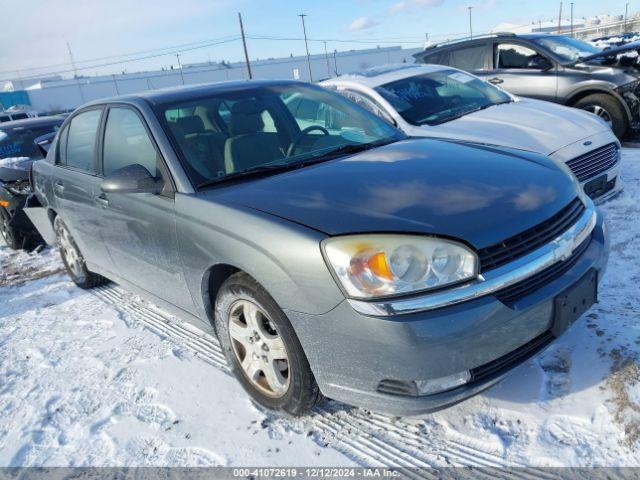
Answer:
[238,12,253,79]
[333,49,338,76]
[323,41,331,78]
[467,6,474,39]
[298,14,313,81]
[66,41,85,102]
[558,2,563,34]
[570,2,574,37]
[175,54,185,85]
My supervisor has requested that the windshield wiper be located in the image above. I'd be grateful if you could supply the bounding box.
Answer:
[428,100,513,125]
[300,138,396,164]
[196,138,398,190]
[196,163,297,189]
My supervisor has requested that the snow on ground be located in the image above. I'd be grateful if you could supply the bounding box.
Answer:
[1,149,640,468]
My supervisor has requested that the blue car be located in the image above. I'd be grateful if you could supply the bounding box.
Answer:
[28,80,607,416]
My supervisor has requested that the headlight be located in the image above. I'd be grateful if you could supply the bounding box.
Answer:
[322,234,478,299]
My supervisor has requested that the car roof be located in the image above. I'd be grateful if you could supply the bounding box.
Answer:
[80,79,313,109]
[0,115,65,129]
[414,33,561,58]
[322,63,449,88]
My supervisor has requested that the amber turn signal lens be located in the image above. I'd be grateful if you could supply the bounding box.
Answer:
[0,200,9,208]
[367,252,393,280]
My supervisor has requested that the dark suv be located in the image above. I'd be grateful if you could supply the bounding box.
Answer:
[415,33,640,139]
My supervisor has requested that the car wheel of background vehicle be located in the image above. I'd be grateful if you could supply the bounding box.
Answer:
[0,207,24,250]
[53,216,107,289]
[214,272,322,416]
[574,94,628,139]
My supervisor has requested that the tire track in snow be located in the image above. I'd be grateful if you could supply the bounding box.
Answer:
[91,283,559,475]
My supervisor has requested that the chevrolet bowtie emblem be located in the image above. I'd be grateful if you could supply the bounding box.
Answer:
[553,237,575,261]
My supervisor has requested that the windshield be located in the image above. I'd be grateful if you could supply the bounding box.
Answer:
[531,36,601,62]
[0,123,61,160]
[156,83,402,186]
[375,69,512,126]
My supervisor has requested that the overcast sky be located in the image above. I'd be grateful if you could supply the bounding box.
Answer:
[0,0,627,81]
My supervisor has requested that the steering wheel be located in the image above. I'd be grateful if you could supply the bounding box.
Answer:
[286,125,330,157]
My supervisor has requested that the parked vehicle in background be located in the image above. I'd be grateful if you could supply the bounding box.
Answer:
[591,32,640,49]
[29,81,606,417]
[0,116,63,160]
[322,64,622,202]
[414,33,640,139]
[0,116,64,249]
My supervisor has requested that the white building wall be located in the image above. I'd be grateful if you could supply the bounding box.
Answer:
[26,46,422,113]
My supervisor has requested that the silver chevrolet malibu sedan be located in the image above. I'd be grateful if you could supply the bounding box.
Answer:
[28,80,607,416]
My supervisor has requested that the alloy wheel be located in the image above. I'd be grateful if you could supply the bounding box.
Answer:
[0,215,8,242]
[582,104,613,128]
[228,299,290,398]
[58,224,84,277]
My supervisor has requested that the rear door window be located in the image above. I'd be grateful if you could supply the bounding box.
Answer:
[448,44,487,71]
[65,109,102,173]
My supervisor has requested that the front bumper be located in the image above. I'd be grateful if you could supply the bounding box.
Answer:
[288,209,608,416]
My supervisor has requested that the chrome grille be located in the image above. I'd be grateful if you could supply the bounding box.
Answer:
[566,143,619,182]
[478,198,585,272]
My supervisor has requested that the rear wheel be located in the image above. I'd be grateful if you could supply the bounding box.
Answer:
[0,207,24,250]
[574,93,628,139]
[53,216,107,289]
[214,272,322,416]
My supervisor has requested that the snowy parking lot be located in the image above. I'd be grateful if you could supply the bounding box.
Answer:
[0,149,639,469]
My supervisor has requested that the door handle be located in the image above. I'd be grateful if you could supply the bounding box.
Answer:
[488,77,504,85]
[53,181,65,195]
[94,194,109,208]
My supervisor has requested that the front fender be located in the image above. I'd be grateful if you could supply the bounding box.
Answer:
[565,83,633,122]
[175,193,345,321]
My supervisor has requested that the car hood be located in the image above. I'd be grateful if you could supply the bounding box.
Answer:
[418,98,609,156]
[205,139,579,250]
[575,40,640,63]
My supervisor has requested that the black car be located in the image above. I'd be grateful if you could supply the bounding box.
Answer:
[0,116,63,249]
[414,33,640,139]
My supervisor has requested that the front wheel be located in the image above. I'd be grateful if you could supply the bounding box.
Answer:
[53,216,107,289]
[214,272,322,416]
[574,93,628,139]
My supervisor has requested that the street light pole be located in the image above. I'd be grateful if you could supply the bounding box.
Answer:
[625,2,630,33]
[323,41,332,78]
[467,6,474,39]
[570,2,574,37]
[298,14,313,81]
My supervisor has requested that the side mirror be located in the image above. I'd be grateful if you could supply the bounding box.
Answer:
[527,55,553,71]
[101,164,163,194]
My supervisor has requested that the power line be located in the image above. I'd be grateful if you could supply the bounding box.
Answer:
[0,36,241,83]
[0,34,242,77]
[246,34,426,45]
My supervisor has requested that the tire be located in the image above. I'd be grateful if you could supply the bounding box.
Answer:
[214,272,322,416]
[53,216,107,289]
[574,93,628,139]
[0,207,24,250]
